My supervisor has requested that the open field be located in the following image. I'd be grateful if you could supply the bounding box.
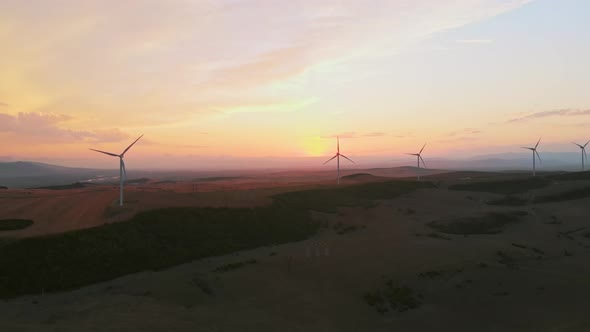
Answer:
[1,169,590,331]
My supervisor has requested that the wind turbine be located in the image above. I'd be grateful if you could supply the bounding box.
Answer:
[572,140,590,171]
[323,136,354,184]
[406,143,427,180]
[521,137,541,176]
[89,135,143,206]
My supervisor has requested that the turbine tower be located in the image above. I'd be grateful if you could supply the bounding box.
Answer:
[406,143,427,180]
[89,135,143,206]
[323,136,354,184]
[521,137,541,176]
[572,140,589,171]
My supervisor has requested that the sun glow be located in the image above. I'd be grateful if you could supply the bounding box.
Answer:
[301,136,329,157]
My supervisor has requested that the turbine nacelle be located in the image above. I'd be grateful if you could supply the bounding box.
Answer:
[323,136,354,184]
[405,143,427,169]
[522,137,542,176]
[573,140,589,170]
[89,135,143,206]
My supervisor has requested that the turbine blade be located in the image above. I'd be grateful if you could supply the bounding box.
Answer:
[340,154,355,164]
[405,153,419,156]
[121,159,127,181]
[535,137,541,149]
[419,143,426,154]
[419,155,427,168]
[521,147,533,150]
[121,134,144,156]
[584,140,590,148]
[337,136,340,154]
[89,148,119,157]
[573,142,583,148]
[323,154,338,164]
[535,150,542,164]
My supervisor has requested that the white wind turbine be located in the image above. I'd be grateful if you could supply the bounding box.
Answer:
[323,136,354,184]
[521,137,541,176]
[89,135,143,206]
[406,143,427,180]
[572,140,589,171]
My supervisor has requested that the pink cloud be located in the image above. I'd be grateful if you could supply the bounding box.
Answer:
[0,112,129,143]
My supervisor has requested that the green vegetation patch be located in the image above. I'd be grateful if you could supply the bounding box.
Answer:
[0,205,317,298]
[365,281,421,314]
[341,173,373,179]
[29,182,86,190]
[418,270,443,279]
[274,180,433,213]
[154,180,177,184]
[534,186,590,203]
[427,211,528,235]
[194,176,242,182]
[0,180,427,298]
[449,177,551,195]
[548,171,590,181]
[0,219,34,231]
[487,196,528,206]
[213,259,257,273]
[126,178,151,184]
[333,222,365,235]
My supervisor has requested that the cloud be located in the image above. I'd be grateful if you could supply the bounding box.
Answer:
[217,98,319,115]
[321,132,357,139]
[90,129,130,143]
[455,39,493,44]
[174,144,207,149]
[321,131,386,139]
[0,0,532,127]
[439,136,481,143]
[362,132,386,137]
[140,138,206,150]
[507,109,590,123]
[446,128,482,137]
[0,112,129,143]
[440,128,482,143]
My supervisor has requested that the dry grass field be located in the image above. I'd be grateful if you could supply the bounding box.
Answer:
[1,169,589,331]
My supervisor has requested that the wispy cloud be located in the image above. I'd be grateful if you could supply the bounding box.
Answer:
[439,128,482,143]
[0,112,129,143]
[218,98,319,115]
[321,132,356,139]
[0,0,531,127]
[507,109,590,123]
[321,131,386,139]
[446,128,482,137]
[140,138,206,150]
[455,39,493,44]
[439,136,481,143]
[362,132,386,138]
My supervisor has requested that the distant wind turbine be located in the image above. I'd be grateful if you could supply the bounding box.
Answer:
[323,136,354,184]
[572,140,589,171]
[521,137,541,176]
[406,143,427,180]
[89,135,144,206]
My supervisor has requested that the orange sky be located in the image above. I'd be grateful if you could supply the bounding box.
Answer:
[1,0,589,168]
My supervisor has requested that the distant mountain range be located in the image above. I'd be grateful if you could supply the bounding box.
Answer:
[0,155,587,189]
[0,161,96,177]
[0,162,117,188]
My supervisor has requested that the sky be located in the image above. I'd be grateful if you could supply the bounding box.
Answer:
[1,0,589,169]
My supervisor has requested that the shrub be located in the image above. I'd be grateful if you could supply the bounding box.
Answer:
[0,219,34,231]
